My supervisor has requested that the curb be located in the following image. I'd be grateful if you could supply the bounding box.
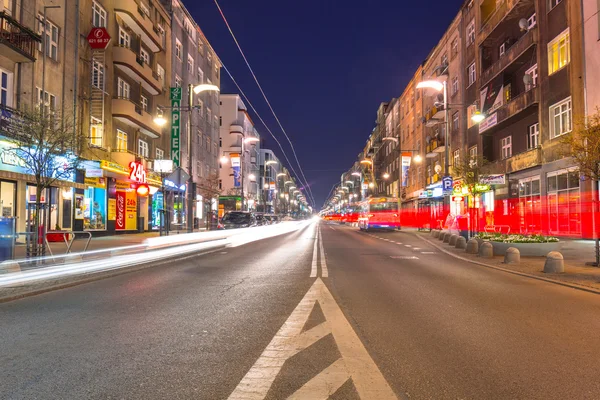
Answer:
[412,232,600,296]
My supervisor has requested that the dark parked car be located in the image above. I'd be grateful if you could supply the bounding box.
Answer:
[218,212,257,229]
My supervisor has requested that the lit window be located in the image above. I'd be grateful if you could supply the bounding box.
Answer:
[90,117,103,147]
[501,136,512,159]
[116,129,127,151]
[528,123,540,149]
[549,97,572,138]
[548,29,570,75]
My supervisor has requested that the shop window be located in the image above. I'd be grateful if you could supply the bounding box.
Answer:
[1,68,13,107]
[84,184,106,230]
[547,169,580,235]
[0,180,16,217]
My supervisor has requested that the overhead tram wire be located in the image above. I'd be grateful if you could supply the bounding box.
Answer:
[212,0,317,208]
[221,63,314,207]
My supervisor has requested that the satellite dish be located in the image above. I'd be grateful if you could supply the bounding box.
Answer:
[523,73,533,85]
[425,135,432,144]
[434,164,443,174]
[519,18,528,31]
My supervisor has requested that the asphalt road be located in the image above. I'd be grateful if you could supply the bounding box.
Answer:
[3,221,600,399]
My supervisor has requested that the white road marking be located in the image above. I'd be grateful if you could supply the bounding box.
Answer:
[319,226,328,278]
[421,251,436,254]
[404,245,412,247]
[390,256,419,260]
[396,242,402,245]
[310,228,318,278]
[412,248,421,251]
[228,279,397,400]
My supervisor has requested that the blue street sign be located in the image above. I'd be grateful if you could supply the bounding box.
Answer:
[442,176,453,191]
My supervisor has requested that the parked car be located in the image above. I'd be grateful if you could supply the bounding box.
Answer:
[255,213,268,226]
[218,212,257,229]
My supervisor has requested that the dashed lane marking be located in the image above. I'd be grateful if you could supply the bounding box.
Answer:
[319,226,328,278]
[404,245,412,248]
[310,228,318,278]
[420,251,437,254]
[228,278,397,400]
[390,256,419,260]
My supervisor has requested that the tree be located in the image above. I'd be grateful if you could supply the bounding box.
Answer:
[1,107,82,256]
[197,173,222,230]
[451,151,489,236]
[560,109,600,265]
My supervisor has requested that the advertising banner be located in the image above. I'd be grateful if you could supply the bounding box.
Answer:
[231,154,241,187]
[170,87,182,168]
[480,174,506,185]
[125,191,137,230]
[108,198,116,221]
[480,75,504,114]
[401,153,412,187]
[115,191,126,230]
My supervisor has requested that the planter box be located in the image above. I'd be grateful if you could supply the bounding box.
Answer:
[490,240,562,257]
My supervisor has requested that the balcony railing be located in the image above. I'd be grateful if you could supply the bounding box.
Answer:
[480,0,523,41]
[426,138,445,158]
[0,12,41,62]
[480,27,538,85]
[507,147,542,173]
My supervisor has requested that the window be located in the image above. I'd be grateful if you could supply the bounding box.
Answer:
[90,117,103,147]
[452,112,459,130]
[197,162,203,178]
[117,78,130,99]
[198,41,204,55]
[219,116,222,126]
[138,139,149,158]
[118,27,130,48]
[549,0,562,10]
[140,48,149,65]
[92,60,104,89]
[207,107,212,121]
[116,129,127,151]
[175,75,182,88]
[453,150,460,167]
[451,38,458,58]
[466,20,475,46]
[548,29,570,75]
[469,146,477,165]
[550,97,572,138]
[547,169,580,235]
[36,88,56,114]
[206,136,211,150]
[140,95,148,111]
[528,123,540,149]
[138,1,150,17]
[197,99,203,113]
[187,54,194,73]
[92,1,107,27]
[525,64,538,88]
[441,53,448,67]
[468,62,476,86]
[38,16,59,60]
[213,143,218,155]
[501,136,512,159]
[156,64,165,86]
[156,148,164,160]
[175,39,182,60]
[452,76,459,95]
[527,13,536,29]
[0,69,12,106]
[197,67,204,84]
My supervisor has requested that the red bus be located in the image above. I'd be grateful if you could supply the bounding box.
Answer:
[358,197,400,231]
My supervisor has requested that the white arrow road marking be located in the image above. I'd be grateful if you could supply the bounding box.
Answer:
[228,279,397,400]
[319,226,328,278]
[310,228,318,278]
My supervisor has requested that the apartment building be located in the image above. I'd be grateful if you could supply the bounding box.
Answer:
[583,0,600,113]
[160,0,221,224]
[258,148,280,213]
[219,94,260,212]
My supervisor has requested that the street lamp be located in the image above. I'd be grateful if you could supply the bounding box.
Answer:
[417,78,449,177]
[244,137,260,144]
[383,172,390,180]
[153,109,167,126]
[351,172,361,177]
[220,155,229,164]
[471,110,485,123]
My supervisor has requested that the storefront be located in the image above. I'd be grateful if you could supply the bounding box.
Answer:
[546,168,581,236]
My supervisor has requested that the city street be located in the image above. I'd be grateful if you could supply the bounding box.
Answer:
[3,221,600,399]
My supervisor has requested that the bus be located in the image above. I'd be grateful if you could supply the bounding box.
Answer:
[340,205,361,224]
[358,197,400,231]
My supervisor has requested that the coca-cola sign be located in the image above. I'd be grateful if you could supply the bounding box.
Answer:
[116,191,126,230]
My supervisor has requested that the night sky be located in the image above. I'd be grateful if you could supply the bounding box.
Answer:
[187,0,464,208]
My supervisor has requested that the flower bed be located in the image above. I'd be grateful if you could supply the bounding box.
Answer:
[474,233,561,256]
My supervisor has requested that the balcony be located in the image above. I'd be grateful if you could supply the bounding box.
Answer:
[112,97,160,138]
[507,147,541,173]
[479,0,533,43]
[229,124,243,135]
[115,1,162,52]
[479,87,539,134]
[113,46,162,95]
[425,138,445,158]
[480,27,538,85]
[0,12,41,62]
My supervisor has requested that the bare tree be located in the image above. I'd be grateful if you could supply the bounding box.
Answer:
[197,173,222,230]
[1,107,82,256]
[560,109,600,265]
[452,151,489,235]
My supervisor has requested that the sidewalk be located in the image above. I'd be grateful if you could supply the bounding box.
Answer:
[412,228,600,292]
